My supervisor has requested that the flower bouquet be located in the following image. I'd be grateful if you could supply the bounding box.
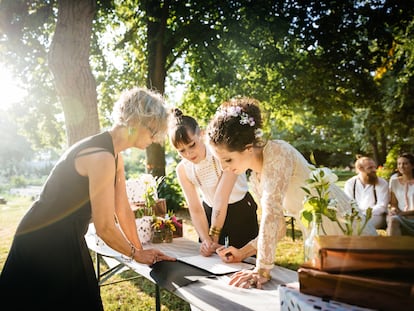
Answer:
[151,211,183,243]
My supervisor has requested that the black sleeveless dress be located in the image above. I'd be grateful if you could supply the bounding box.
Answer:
[0,132,114,310]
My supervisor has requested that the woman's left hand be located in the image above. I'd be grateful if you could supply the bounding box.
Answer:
[200,239,219,257]
[228,269,270,289]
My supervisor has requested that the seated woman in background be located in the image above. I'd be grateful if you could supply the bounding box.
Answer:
[169,108,259,257]
[207,97,376,289]
[388,152,414,236]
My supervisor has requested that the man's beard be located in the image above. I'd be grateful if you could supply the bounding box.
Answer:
[367,172,378,184]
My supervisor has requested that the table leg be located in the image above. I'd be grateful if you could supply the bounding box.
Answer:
[96,252,101,282]
[155,283,161,311]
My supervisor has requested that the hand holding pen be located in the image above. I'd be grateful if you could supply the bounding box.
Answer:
[216,236,243,263]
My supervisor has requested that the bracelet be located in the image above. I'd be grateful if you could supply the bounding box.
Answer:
[209,226,221,237]
[122,243,136,262]
[257,268,272,281]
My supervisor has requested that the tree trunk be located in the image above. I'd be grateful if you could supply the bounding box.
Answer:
[369,136,380,165]
[145,1,169,177]
[379,129,387,166]
[48,0,99,146]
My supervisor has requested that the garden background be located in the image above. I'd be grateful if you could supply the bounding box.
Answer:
[0,170,356,310]
[0,1,412,309]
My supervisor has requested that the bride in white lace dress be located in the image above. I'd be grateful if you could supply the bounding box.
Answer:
[207,97,376,289]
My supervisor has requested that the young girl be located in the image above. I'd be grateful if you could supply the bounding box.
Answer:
[169,108,259,256]
[388,152,414,236]
[207,97,375,289]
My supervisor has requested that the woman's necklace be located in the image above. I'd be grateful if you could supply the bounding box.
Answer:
[193,156,220,187]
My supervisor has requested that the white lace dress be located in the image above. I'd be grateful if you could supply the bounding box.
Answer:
[248,140,376,270]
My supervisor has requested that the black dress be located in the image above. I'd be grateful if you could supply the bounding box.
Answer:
[0,132,114,310]
[203,192,259,248]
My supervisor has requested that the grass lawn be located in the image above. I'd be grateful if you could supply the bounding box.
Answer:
[0,195,303,311]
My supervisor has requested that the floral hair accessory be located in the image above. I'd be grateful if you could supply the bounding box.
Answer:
[217,106,255,127]
[239,112,255,126]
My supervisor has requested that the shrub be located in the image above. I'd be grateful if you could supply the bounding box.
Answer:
[158,169,185,213]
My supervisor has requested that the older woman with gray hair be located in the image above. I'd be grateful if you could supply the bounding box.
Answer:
[0,87,175,310]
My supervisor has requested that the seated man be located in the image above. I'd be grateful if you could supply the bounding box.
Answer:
[344,156,389,229]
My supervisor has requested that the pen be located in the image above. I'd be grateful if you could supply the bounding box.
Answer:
[224,236,229,248]
[224,236,232,259]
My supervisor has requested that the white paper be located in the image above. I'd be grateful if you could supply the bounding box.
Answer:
[178,254,254,275]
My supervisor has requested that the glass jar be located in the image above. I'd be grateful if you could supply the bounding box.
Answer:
[304,212,323,264]
[151,229,164,243]
[164,229,173,243]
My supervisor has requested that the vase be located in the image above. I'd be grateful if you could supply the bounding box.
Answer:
[304,212,324,264]
[136,216,153,244]
[164,229,173,243]
[151,229,164,243]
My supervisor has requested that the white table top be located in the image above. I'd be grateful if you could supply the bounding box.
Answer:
[85,224,298,311]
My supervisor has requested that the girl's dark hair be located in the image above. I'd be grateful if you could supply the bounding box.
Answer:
[398,152,414,176]
[207,97,265,152]
[169,108,200,147]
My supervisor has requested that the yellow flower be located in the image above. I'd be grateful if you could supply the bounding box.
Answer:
[151,211,182,232]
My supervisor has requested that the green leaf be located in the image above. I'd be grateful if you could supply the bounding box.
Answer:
[300,209,313,229]
[309,152,316,165]
[300,186,311,195]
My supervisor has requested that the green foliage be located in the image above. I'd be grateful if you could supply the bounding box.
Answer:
[300,167,372,236]
[181,1,414,167]
[343,205,373,237]
[0,0,64,150]
[300,168,338,230]
[378,146,401,179]
[2,0,414,171]
[158,164,185,213]
[376,166,394,180]
[123,149,147,179]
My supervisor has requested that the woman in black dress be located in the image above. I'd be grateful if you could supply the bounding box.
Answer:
[0,87,175,310]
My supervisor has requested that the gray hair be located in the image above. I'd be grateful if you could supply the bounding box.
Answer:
[112,87,170,143]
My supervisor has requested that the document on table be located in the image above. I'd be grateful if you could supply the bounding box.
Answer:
[177,254,255,275]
